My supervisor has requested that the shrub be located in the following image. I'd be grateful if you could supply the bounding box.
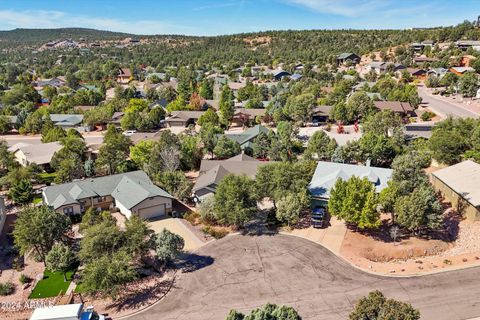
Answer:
[199,196,217,224]
[421,111,436,121]
[0,282,14,296]
[183,211,201,226]
[19,274,31,284]
[202,226,228,239]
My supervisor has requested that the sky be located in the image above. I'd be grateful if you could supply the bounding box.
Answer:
[0,0,479,36]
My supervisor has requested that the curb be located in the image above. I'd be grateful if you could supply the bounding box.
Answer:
[279,231,480,278]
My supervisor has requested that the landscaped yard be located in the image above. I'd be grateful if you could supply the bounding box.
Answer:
[29,269,75,299]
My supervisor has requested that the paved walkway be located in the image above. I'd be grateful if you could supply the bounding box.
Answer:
[148,218,205,252]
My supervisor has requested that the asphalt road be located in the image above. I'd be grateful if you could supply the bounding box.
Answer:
[418,86,479,119]
[127,234,480,320]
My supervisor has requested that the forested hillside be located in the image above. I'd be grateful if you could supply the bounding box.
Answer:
[0,28,133,43]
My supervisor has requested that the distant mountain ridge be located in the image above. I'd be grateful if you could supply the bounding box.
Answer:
[0,27,135,42]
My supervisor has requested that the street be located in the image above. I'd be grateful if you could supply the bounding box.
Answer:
[127,234,480,320]
[418,86,479,119]
[0,133,104,147]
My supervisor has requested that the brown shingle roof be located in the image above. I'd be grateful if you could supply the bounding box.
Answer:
[374,101,414,114]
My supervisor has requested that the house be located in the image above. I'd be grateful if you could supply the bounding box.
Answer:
[164,110,205,127]
[366,62,406,75]
[9,142,63,167]
[223,124,270,150]
[336,53,361,65]
[431,160,480,221]
[108,111,124,127]
[42,171,173,219]
[290,73,303,81]
[192,154,272,201]
[49,114,84,128]
[0,196,5,237]
[272,70,291,81]
[450,66,476,75]
[311,105,333,123]
[117,68,132,84]
[35,77,66,89]
[407,68,427,80]
[373,101,415,117]
[231,108,266,127]
[459,55,477,67]
[404,122,434,140]
[427,68,450,78]
[456,40,480,50]
[308,161,392,207]
[411,40,435,51]
[413,56,439,64]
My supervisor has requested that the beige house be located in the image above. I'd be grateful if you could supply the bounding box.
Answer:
[9,142,62,167]
[42,171,173,220]
[431,160,480,221]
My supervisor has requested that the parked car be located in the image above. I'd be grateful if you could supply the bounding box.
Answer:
[311,207,326,228]
[123,130,137,136]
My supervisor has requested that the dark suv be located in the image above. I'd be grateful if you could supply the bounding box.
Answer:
[311,207,327,228]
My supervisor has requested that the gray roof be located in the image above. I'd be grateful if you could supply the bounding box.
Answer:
[14,142,63,165]
[432,160,480,207]
[49,114,84,126]
[308,161,393,199]
[43,171,172,210]
[166,111,205,122]
[224,125,270,147]
[193,154,272,192]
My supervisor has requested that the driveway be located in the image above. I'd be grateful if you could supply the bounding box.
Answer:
[127,234,480,320]
[148,218,205,252]
[418,86,479,119]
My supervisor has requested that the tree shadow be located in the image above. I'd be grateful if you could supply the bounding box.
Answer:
[175,253,214,273]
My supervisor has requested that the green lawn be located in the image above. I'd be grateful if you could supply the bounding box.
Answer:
[32,197,43,204]
[29,269,75,299]
[38,172,57,184]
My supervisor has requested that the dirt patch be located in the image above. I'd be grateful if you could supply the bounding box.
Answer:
[341,229,451,263]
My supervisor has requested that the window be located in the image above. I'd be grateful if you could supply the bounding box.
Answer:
[63,206,74,215]
[95,196,107,203]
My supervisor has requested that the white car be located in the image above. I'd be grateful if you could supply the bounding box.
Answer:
[123,130,137,136]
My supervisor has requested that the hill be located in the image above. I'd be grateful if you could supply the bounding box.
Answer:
[0,27,134,43]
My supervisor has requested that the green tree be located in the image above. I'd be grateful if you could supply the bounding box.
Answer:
[79,208,114,233]
[304,130,336,160]
[362,110,404,146]
[349,290,420,320]
[459,72,478,97]
[429,129,467,165]
[358,133,396,167]
[199,78,214,99]
[155,170,192,202]
[200,123,223,156]
[394,184,443,233]
[328,176,381,229]
[214,136,241,159]
[276,192,310,226]
[155,228,185,264]
[9,179,34,204]
[13,206,71,263]
[346,91,375,121]
[129,140,155,169]
[0,115,12,134]
[81,251,136,299]
[45,243,75,282]
[198,108,220,126]
[284,93,315,125]
[219,85,235,125]
[96,124,132,174]
[179,134,203,171]
[227,303,301,320]
[214,174,257,227]
[251,131,272,159]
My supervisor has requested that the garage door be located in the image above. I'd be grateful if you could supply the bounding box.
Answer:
[138,204,166,220]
